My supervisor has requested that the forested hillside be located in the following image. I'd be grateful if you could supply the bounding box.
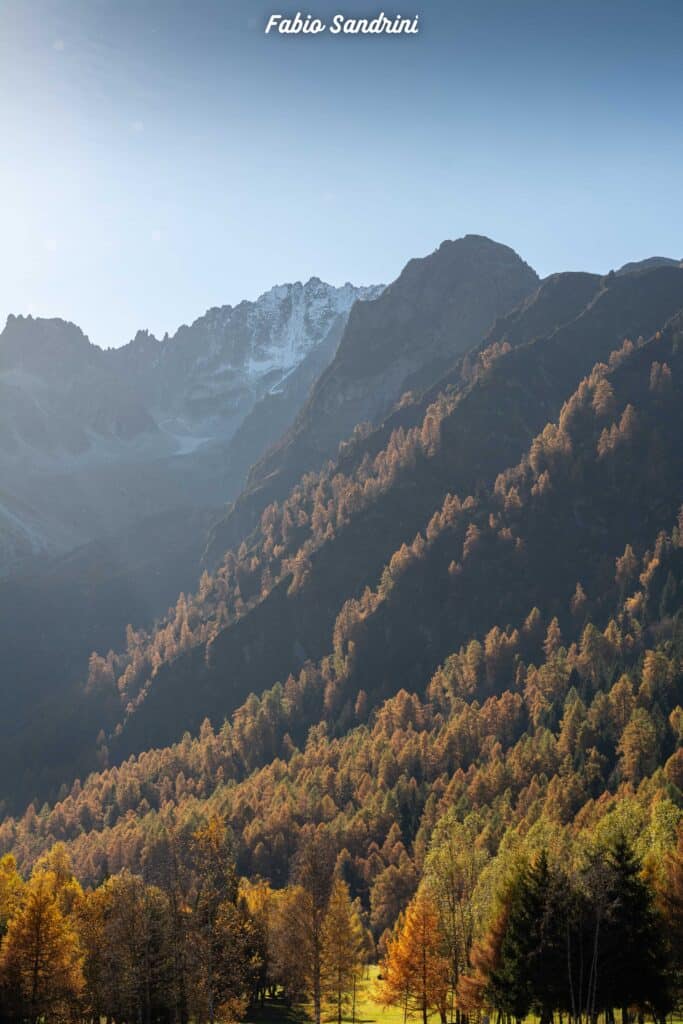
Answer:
[1,303,682,1024]
[25,266,681,794]
[3,300,683,871]
[2,263,682,812]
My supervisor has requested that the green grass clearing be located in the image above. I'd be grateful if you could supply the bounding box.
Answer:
[243,970,683,1024]
[244,967,421,1024]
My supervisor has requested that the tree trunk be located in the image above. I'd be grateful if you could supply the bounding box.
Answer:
[313,940,322,1024]
[422,932,428,1024]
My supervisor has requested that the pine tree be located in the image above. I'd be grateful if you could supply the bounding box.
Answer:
[488,855,545,1022]
[597,836,671,1022]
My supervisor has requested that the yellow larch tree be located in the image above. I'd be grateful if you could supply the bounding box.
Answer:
[379,889,450,1024]
[321,878,366,1024]
[0,870,84,1022]
[0,854,23,937]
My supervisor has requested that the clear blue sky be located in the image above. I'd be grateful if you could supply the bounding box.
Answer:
[1,0,681,348]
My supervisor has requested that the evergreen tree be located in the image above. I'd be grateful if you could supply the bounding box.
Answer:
[488,855,546,1022]
[592,836,670,1022]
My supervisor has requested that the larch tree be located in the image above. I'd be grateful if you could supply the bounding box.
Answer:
[457,900,510,1017]
[618,707,659,784]
[321,878,366,1024]
[204,900,254,1024]
[191,817,239,1024]
[380,889,450,1024]
[239,878,274,1005]
[290,826,337,1024]
[76,883,115,1024]
[269,886,311,1002]
[142,821,197,1024]
[102,870,174,1024]
[0,870,84,1023]
[31,842,83,917]
[0,853,23,938]
[659,825,683,1007]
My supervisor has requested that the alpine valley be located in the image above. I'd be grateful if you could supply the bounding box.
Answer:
[1,236,682,1024]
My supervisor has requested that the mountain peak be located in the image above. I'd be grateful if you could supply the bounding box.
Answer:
[616,255,682,276]
[334,235,539,377]
[208,236,540,559]
[0,315,97,377]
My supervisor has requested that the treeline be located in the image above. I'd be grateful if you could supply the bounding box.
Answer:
[0,821,256,1024]
[1,815,681,1024]
[0,824,375,1024]
[380,830,683,1024]
[77,325,580,740]
[84,380,463,717]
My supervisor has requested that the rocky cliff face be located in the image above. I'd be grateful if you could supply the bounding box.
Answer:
[109,278,383,442]
[284,236,538,449]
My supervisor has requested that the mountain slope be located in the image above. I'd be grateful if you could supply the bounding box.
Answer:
[2,305,682,898]
[617,256,682,276]
[5,264,675,814]
[105,266,683,760]
[206,236,539,562]
[3,259,682,814]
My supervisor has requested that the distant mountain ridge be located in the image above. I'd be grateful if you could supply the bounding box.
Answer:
[616,255,682,276]
[0,278,381,574]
